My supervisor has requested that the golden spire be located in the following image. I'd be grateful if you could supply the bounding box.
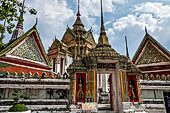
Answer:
[97,0,111,47]
[100,0,106,35]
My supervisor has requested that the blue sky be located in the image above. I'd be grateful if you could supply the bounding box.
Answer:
[4,0,170,59]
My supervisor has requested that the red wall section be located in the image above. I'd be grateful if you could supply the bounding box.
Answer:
[0,65,50,77]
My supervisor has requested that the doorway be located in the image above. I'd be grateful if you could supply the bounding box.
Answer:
[97,73,112,110]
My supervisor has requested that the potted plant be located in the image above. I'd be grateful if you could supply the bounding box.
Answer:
[8,89,31,113]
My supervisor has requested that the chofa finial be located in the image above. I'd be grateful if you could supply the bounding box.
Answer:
[145,26,148,34]
[125,36,130,59]
[33,18,38,28]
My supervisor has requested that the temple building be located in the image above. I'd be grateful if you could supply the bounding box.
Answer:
[47,0,142,112]
[0,10,51,76]
[47,0,96,76]
[133,28,170,108]
[2,0,170,112]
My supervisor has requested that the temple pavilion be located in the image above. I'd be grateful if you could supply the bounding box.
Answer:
[48,0,142,112]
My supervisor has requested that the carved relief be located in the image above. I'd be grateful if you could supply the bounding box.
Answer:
[167,75,170,81]
[140,75,143,80]
[137,42,169,65]
[97,63,115,69]
[156,74,160,80]
[161,75,166,81]
[150,74,155,80]
[144,74,149,80]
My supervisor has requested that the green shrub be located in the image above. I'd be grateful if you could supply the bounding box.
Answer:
[9,89,30,112]
[8,104,28,112]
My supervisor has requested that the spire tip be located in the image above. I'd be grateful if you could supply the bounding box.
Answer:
[125,36,130,59]
[145,26,148,34]
[77,0,81,16]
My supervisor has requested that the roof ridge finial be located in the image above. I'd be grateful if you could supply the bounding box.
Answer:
[33,17,38,28]
[125,36,130,59]
[16,0,25,30]
[100,0,106,35]
[77,0,81,16]
[145,26,148,34]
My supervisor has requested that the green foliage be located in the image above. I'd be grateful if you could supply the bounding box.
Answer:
[8,104,28,112]
[29,8,37,15]
[9,89,30,112]
[0,0,37,41]
[13,96,19,102]
[12,89,29,104]
[24,96,29,100]
[14,89,19,94]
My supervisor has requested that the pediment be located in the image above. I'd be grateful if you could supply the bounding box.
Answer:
[61,29,76,45]
[7,34,46,64]
[50,39,61,50]
[83,31,96,45]
[136,41,170,65]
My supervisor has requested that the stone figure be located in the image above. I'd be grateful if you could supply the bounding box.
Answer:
[77,76,84,101]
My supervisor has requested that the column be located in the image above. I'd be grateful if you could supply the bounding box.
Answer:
[60,58,63,75]
[99,74,101,88]
[53,58,56,72]
[102,74,106,92]
[55,57,58,73]
[63,57,65,74]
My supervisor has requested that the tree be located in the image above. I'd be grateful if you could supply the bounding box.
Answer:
[0,0,37,44]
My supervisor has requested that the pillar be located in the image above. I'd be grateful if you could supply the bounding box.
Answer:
[102,74,106,92]
[110,67,123,112]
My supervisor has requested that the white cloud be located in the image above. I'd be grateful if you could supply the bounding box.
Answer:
[93,33,99,43]
[133,2,170,18]
[80,0,115,17]
[106,2,170,57]
[23,0,74,49]
[112,0,128,4]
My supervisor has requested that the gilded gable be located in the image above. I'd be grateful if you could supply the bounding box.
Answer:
[136,42,169,65]
[10,35,45,63]
[50,39,61,50]
[61,30,75,45]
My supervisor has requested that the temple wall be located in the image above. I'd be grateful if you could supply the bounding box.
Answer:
[0,77,70,112]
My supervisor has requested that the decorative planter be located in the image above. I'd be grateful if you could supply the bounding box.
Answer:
[8,110,31,113]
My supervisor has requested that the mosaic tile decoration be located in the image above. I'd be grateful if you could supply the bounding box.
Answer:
[11,35,45,63]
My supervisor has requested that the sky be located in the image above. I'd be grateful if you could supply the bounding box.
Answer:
[3,0,170,59]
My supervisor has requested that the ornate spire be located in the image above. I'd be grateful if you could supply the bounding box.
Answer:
[10,0,25,41]
[100,0,105,35]
[73,0,84,30]
[97,0,110,47]
[125,36,130,59]
[77,0,80,16]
